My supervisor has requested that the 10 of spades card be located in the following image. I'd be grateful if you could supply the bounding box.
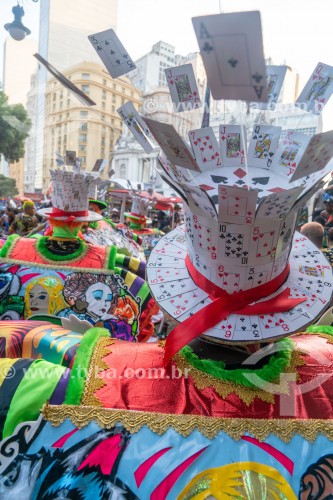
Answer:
[295,62,333,114]
[270,130,310,177]
[219,125,246,167]
[258,65,288,110]
[189,127,221,170]
[117,102,154,153]
[165,63,201,111]
[247,125,281,168]
[88,28,136,78]
[192,11,268,102]
[143,118,200,171]
[218,185,258,225]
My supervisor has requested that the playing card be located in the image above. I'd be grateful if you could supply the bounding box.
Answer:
[192,11,268,102]
[143,118,200,171]
[295,62,333,114]
[34,54,95,106]
[162,288,209,318]
[180,183,218,219]
[219,125,246,167]
[153,240,187,259]
[147,266,190,285]
[88,29,136,78]
[245,263,274,289]
[249,222,279,265]
[92,159,103,172]
[289,130,333,182]
[233,315,262,341]
[247,125,281,168]
[275,208,298,258]
[165,63,201,112]
[157,152,193,184]
[117,102,154,154]
[189,127,221,171]
[218,223,251,265]
[149,277,197,302]
[270,130,310,177]
[218,185,258,225]
[65,150,76,166]
[258,65,288,110]
[255,186,303,221]
[189,216,220,262]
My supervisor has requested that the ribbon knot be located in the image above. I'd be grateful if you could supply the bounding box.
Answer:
[163,257,307,366]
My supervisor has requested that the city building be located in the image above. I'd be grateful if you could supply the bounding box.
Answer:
[41,61,141,193]
[28,0,118,191]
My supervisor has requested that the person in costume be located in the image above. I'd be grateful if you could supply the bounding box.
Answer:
[8,200,38,237]
[24,276,67,319]
[0,169,157,341]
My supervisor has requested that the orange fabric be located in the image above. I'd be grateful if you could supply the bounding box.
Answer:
[94,335,333,420]
[7,238,108,269]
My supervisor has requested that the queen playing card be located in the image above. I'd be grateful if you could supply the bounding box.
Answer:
[165,64,201,112]
[247,125,281,168]
[295,62,333,115]
[192,11,268,102]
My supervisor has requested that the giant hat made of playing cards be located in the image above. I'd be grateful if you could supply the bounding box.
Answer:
[145,120,333,363]
[124,194,153,226]
[38,170,102,222]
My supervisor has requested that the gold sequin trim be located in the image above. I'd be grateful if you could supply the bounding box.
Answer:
[42,404,333,442]
[81,337,114,406]
[172,347,305,406]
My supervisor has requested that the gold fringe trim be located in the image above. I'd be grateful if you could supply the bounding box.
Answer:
[0,256,116,274]
[42,404,333,443]
[172,348,305,406]
[295,331,333,345]
[81,337,114,407]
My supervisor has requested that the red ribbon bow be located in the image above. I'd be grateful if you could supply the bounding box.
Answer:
[163,256,307,366]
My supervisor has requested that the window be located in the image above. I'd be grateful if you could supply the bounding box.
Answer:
[101,126,106,136]
[111,118,114,125]
[53,93,56,101]
[80,122,88,131]
[119,163,127,177]
[79,144,86,152]
[80,110,88,117]
[101,114,105,121]
[82,73,90,79]
[67,99,70,106]
[79,133,87,142]
[103,79,107,85]
[102,101,106,109]
[102,90,106,99]
[111,105,115,112]
[122,87,125,94]
[101,148,105,156]
[81,84,90,94]
[101,137,105,146]
[113,83,117,90]
[67,112,70,118]
[121,98,125,105]
[80,156,86,164]
[112,94,116,103]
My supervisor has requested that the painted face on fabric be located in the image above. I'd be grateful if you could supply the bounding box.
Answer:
[85,282,113,317]
[0,274,11,292]
[29,284,50,313]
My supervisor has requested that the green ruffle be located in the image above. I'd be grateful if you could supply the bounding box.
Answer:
[0,234,19,258]
[64,327,110,405]
[306,324,333,336]
[36,236,86,261]
[179,338,295,389]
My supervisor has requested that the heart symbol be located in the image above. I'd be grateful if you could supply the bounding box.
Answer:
[194,141,198,146]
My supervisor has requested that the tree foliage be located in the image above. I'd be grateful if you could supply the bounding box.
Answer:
[0,90,31,162]
[0,174,18,197]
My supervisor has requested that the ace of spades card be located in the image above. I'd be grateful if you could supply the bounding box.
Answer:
[270,131,310,178]
[258,65,288,110]
[296,62,333,115]
[143,118,200,171]
[189,127,221,171]
[117,102,154,153]
[219,125,246,167]
[192,11,268,102]
[88,29,136,78]
[289,130,333,182]
[247,125,281,169]
[165,64,201,112]
[218,185,258,225]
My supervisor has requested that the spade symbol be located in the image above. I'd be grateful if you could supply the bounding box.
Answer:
[252,177,270,185]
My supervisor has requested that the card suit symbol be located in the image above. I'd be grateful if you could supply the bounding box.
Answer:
[104,40,110,45]
[194,140,198,145]
[228,57,238,67]
[233,168,247,179]
[171,300,174,303]
[252,72,263,83]
[200,147,204,151]
[202,42,214,53]
[221,135,226,141]
[257,253,262,257]
[253,237,258,241]
[252,177,269,185]
[219,273,223,278]
[110,49,115,54]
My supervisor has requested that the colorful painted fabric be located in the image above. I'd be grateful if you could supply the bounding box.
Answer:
[0,235,157,341]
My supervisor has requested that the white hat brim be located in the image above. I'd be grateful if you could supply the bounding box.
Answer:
[37,207,102,222]
[147,225,333,344]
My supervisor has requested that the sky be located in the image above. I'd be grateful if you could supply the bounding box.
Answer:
[1,0,333,127]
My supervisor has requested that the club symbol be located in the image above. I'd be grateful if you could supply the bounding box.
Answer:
[228,58,238,68]
[202,42,214,54]
[252,72,263,83]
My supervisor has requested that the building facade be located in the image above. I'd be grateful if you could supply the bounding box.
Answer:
[42,61,141,192]
[28,0,118,191]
